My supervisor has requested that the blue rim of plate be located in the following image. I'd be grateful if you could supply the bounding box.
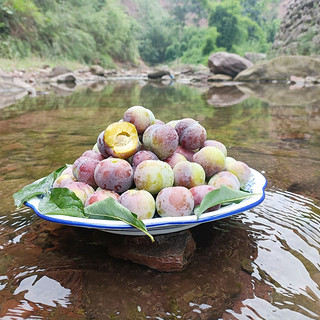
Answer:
[25,168,267,234]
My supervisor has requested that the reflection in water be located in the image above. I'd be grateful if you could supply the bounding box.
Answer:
[14,275,71,307]
[237,83,320,106]
[0,80,319,319]
[206,85,249,107]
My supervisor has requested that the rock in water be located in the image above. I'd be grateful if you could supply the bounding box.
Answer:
[148,70,172,79]
[107,230,196,272]
[234,55,320,82]
[208,52,253,78]
[89,65,105,76]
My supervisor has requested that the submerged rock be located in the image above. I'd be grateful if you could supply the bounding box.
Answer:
[107,230,196,272]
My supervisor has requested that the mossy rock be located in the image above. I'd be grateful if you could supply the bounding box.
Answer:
[235,55,320,82]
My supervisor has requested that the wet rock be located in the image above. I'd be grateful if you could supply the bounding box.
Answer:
[290,75,305,85]
[49,65,72,78]
[49,72,77,83]
[235,55,320,82]
[89,65,105,76]
[208,52,253,78]
[148,70,172,79]
[105,69,117,76]
[107,230,196,272]
[207,85,249,107]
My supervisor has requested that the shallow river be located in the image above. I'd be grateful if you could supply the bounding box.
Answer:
[0,80,319,319]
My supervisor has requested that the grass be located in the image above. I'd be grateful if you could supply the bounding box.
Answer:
[0,56,87,72]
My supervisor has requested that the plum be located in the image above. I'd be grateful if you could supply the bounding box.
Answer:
[85,189,120,207]
[72,152,103,188]
[97,130,110,158]
[156,186,194,217]
[119,189,156,220]
[164,152,187,169]
[189,185,220,212]
[202,140,227,157]
[175,145,196,162]
[103,121,139,159]
[80,150,104,161]
[208,171,240,190]
[155,119,165,125]
[123,106,156,134]
[175,118,207,150]
[225,156,236,166]
[94,157,134,193]
[179,122,207,150]
[173,161,205,188]
[65,181,94,205]
[166,120,179,128]
[142,124,179,160]
[134,160,174,194]
[175,118,197,137]
[193,146,226,178]
[131,150,158,170]
[225,160,251,188]
[53,166,75,188]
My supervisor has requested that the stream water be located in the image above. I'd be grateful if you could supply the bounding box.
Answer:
[0,80,319,319]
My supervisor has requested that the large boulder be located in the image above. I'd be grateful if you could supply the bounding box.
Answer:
[208,52,253,78]
[235,55,320,82]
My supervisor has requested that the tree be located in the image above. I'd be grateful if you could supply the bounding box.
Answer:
[209,1,242,51]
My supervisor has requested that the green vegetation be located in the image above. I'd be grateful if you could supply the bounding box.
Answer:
[0,0,282,67]
[0,0,139,67]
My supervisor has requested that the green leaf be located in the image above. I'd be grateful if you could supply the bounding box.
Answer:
[13,165,67,207]
[38,187,85,218]
[84,197,154,242]
[194,185,259,218]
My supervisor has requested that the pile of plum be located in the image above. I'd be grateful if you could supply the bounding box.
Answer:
[53,106,251,219]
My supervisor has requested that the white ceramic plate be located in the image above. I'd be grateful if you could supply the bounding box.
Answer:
[25,168,267,236]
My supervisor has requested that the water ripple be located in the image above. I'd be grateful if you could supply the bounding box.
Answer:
[231,189,320,319]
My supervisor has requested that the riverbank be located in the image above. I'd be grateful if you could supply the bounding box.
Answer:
[3,54,320,110]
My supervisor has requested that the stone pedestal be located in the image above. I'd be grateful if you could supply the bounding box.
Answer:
[106,230,196,272]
